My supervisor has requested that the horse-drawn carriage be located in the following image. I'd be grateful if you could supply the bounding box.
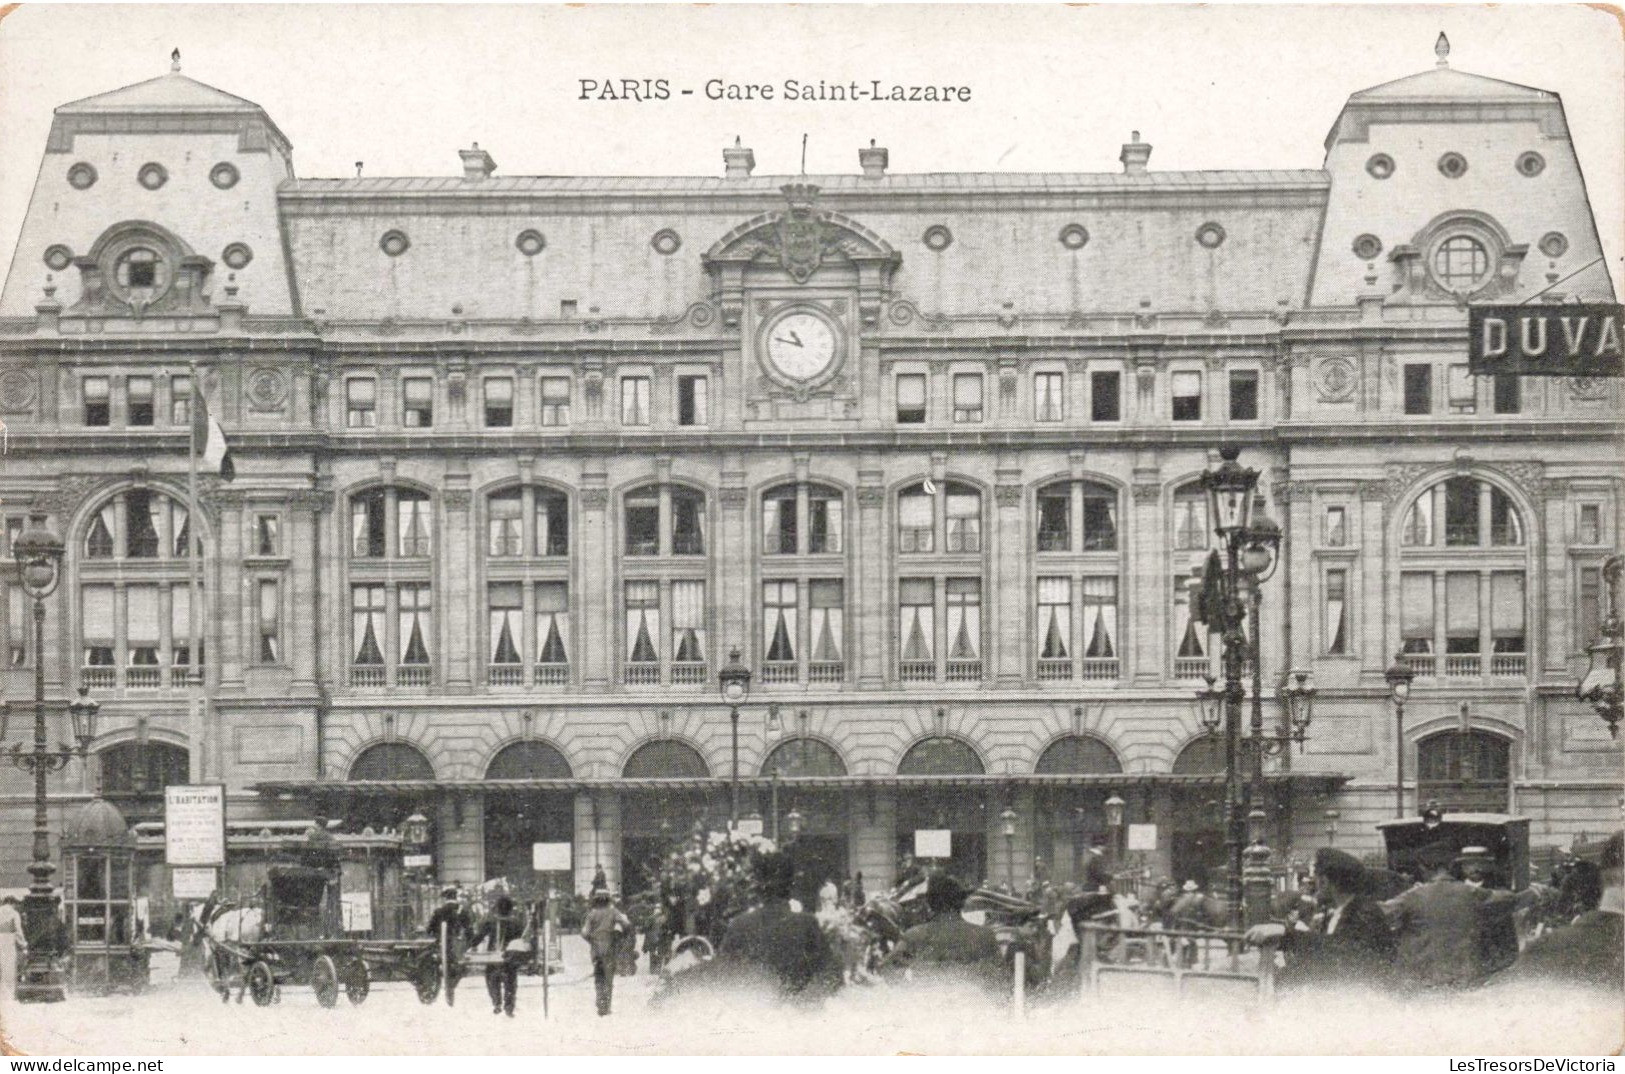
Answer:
[1376,812,1530,891]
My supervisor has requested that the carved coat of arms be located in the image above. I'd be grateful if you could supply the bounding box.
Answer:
[776,207,825,283]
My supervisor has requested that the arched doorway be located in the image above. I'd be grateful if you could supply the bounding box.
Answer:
[1418,731,1511,813]
[96,742,190,824]
[760,739,848,907]
[341,742,434,834]
[1033,735,1123,885]
[1170,736,1226,889]
[896,737,987,884]
[483,741,573,891]
[620,741,720,896]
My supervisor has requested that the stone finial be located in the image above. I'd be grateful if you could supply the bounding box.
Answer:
[859,138,889,179]
[723,136,755,179]
[1120,130,1152,175]
[355,161,364,178]
[170,48,181,73]
[459,142,497,181]
[1435,32,1450,68]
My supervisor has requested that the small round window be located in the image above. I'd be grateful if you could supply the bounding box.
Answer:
[67,162,98,190]
[1431,235,1490,291]
[210,162,241,190]
[1195,222,1226,249]
[1352,233,1383,261]
[516,229,546,257]
[380,230,411,257]
[1539,232,1569,259]
[1437,152,1468,179]
[138,162,169,190]
[1515,152,1545,178]
[1059,223,1089,250]
[1365,154,1395,180]
[650,228,681,255]
[43,245,74,272]
[922,225,953,252]
[114,247,168,301]
[222,243,254,270]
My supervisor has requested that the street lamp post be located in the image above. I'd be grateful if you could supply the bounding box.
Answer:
[1385,653,1416,818]
[718,646,752,825]
[5,514,99,1003]
[1577,555,1623,738]
[1000,807,1017,889]
[1104,793,1125,874]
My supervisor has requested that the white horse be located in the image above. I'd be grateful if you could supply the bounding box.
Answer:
[193,897,266,1002]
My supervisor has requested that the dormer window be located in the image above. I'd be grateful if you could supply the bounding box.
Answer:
[1433,236,1489,291]
[115,247,165,303]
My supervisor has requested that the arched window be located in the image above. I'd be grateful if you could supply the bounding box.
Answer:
[1035,479,1118,552]
[896,481,985,685]
[1036,735,1123,775]
[98,742,190,796]
[621,484,710,685]
[78,489,202,691]
[624,484,705,557]
[351,487,433,559]
[1399,477,1528,680]
[762,482,844,556]
[487,486,568,558]
[1172,736,1224,775]
[348,485,435,688]
[1417,731,1511,813]
[1034,478,1122,683]
[348,742,435,782]
[897,481,982,555]
[485,486,571,688]
[483,741,573,884]
[622,740,710,779]
[761,738,846,777]
[760,481,847,685]
[485,740,572,780]
[897,736,984,776]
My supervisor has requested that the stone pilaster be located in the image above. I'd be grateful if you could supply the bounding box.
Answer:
[442,476,473,693]
[578,468,610,687]
[856,466,887,686]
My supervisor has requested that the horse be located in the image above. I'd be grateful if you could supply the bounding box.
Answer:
[191,894,266,1003]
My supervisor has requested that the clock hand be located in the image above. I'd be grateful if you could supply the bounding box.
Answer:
[789,330,803,346]
[773,336,803,348]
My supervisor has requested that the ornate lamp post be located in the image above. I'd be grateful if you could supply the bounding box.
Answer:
[718,646,752,824]
[1577,555,1623,738]
[5,514,99,1003]
[1000,807,1018,889]
[1104,793,1125,872]
[1385,653,1417,817]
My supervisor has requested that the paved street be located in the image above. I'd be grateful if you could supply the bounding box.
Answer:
[1,938,1619,1055]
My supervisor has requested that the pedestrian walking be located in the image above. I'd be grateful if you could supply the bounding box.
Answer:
[424,886,473,1006]
[581,888,630,1016]
[1383,853,1520,990]
[0,896,26,998]
[471,894,527,1017]
[717,851,840,1001]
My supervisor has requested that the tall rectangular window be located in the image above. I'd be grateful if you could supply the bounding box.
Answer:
[625,490,659,556]
[539,377,572,426]
[1579,566,1602,653]
[898,490,933,553]
[763,492,797,555]
[945,579,981,662]
[351,493,385,558]
[257,580,281,663]
[82,585,115,669]
[1034,372,1064,422]
[624,581,660,665]
[127,376,155,426]
[670,580,706,665]
[1445,572,1480,655]
[946,492,981,553]
[898,578,935,664]
[1448,365,1476,414]
[672,493,706,555]
[1324,569,1349,654]
[763,581,798,665]
[1037,490,1070,552]
[1171,371,1202,422]
[1404,364,1433,415]
[1173,573,1207,665]
[809,580,844,665]
[536,493,569,557]
[488,582,523,665]
[254,514,281,556]
[1082,494,1118,551]
[1493,374,1521,415]
[896,373,926,424]
[620,376,650,426]
[952,373,984,423]
[1173,495,1208,551]
[1082,578,1118,659]
[1324,506,1348,547]
[398,495,432,557]
[1445,477,1479,546]
[84,376,110,427]
[676,375,708,426]
[1491,572,1525,655]
[1037,577,1071,661]
[345,378,377,428]
[808,495,842,554]
[169,587,193,670]
[535,582,569,666]
[1228,370,1259,421]
[1400,572,1435,656]
[126,585,160,667]
[1578,504,1602,545]
[351,585,386,666]
[402,377,433,427]
[398,584,432,667]
[484,377,514,427]
[170,375,191,425]
[488,492,523,556]
[1090,371,1121,422]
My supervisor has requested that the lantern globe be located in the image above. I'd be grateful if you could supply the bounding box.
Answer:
[1104,794,1126,828]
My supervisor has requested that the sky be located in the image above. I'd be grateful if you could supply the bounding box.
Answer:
[0,3,1620,295]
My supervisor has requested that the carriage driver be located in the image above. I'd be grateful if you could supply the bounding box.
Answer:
[424,886,473,1006]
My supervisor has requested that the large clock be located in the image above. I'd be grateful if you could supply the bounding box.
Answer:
[763,308,841,384]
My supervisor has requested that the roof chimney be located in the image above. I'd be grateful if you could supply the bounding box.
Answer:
[1120,131,1152,175]
[723,136,755,179]
[460,142,497,181]
[859,139,889,179]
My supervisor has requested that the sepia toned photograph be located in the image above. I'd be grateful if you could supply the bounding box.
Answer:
[0,2,1620,1057]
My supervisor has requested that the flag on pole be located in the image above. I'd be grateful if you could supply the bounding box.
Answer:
[192,377,234,481]
[1050,910,1077,972]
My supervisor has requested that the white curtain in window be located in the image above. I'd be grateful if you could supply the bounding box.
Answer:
[1035,373,1062,419]
[1173,580,1205,657]
[945,579,980,659]
[810,580,843,661]
[1082,577,1117,658]
[536,582,568,663]
[488,493,522,556]
[953,374,982,408]
[1401,573,1434,645]
[896,375,925,409]
[399,585,430,664]
[351,500,371,556]
[814,498,842,553]
[347,378,376,407]
[81,586,114,645]
[259,581,280,662]
[489,582,522,664]
[621,378,649,424]
[1403,495,1434,546]
[763,581,797,662]
[1172,371,1201,399]
[899,493,932,529]
[1446,573,1479,636]
[126,585,159,648]
[1325,570,1347,653]
[484,378,513,406]
[399,497,431,556]
[1037,577,1071,659]
[86,503,116,557]
[763,499,783,554]
[625,581,659,663]
[947,492,980,551]
[1448,365,1475,406]
[1491,572,1525,636]
[1174,496,1208,549]
[172,501,191,558]
[899,579,934,661]
[671,580,706,662]
[352,586,385,665]
[170,586,192,657]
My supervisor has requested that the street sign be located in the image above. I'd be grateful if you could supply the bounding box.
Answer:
[915,829,951,859]
[532,842,572,872]
[164,784,227,867]
[734,816,764,837]
[1468,304,1624,377]
[1127,823,1158,852]
[341,891,373,933]
[404,853,433,869]
[171,867,216,899]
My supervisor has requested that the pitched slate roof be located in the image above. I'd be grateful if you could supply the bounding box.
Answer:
[57,72,268,115]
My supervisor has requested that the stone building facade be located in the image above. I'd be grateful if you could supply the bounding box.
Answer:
[0,48,1618,901]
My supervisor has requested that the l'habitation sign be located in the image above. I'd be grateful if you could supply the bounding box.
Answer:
[164,784,227,867]
[1469,304,1623,377]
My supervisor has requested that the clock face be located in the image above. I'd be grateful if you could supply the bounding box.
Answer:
[765,311,839,383]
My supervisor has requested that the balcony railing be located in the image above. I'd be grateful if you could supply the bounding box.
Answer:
[81,667,116,689]
[534,664,568,686]
[945,660,982,683]
[1173,657,1209,679]
[397,665,432,687]
[899,660,935,683]
[669,662,707,685]
[125,667,162,689]
[1401,653,1436,677]
[1037,658,1072,681]
[1443,655,1481,678]
[1081,658,1120,681]
[808,661,844,684]
[488,664,523,687]
[760,662,797,685]
[623,663,660,686]
[350,665,386,687]
[1490,653,1526,677]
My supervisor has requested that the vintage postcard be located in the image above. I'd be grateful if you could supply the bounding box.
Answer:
[0,2,1620,1058]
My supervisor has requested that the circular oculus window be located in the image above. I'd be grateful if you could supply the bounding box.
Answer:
[380,230,411,257]
[1059,223,1089,250]
[210,162,241,190]
[516,229,546,256]
[1365,154,1395,180]
[650,228,681,255]
[67,162,98,190]
[1352,233,1383,261]
[138,162,169,190]
[1516,151,1546,178]
[1195,222,1226,249]
[1437,152,1468,179]
[43,244,74,272]
[1538,231,1569,258]
[922,225,953,252]
[222,243,254,270]
[1430,234,1491,291]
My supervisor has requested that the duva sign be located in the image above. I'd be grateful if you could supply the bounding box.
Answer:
[1469,304,1624,377]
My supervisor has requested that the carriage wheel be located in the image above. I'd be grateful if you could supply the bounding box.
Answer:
[312,954,340,1008]
[247,961,277,1008]
[412,958,441,1005]
[343,959,370,1006]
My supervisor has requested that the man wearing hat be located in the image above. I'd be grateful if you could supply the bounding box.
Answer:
[717,851,839,1000]
[1246,848,1395,989]
[880,873,1003,993]
[1493,832,1623,992]
[1383,848,1519,990]
[423,886,472,1006]
[472,894,528,1017]
[580,888,631,1015]
[1081,842,1113,895]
